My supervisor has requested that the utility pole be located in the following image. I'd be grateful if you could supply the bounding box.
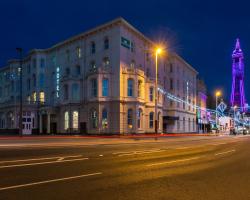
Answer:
[16,48,23,137]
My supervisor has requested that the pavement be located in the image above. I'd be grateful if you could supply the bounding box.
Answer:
[0,135,249,200]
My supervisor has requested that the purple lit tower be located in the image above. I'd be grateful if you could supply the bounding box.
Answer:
[230,38,246,111]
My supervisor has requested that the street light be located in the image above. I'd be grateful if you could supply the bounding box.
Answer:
[155,47,162,134]
[215,90,221,130]
[16,48,23,137]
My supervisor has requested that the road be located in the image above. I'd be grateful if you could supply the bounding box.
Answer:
[0,135,249,200]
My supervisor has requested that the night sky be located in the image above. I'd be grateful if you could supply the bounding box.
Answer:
[0,0,249,103]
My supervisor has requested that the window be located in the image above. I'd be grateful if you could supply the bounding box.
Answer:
[39,73,45,88]
[170,78,174,90]
[127,109,133,128]
[127,79,134,97]
[32,74,36,87]
[27,79,31,91]
[102,79,109,97]
[27,95,31,103]
[27,64,31,74]
[183,117,185,131]
[72,111,79,129]
[65,67,70,75]
[170,63,173,73]
[149,112,154,128]
[63,84,69,100]
[149,87,154,102]
[103,57,110,68]
[76,47,81,58]
[104,38,109,50]
[40,58,45,68]
[75,65,81,75]
[137,109,142,129]
[102,109,108,128]
[72,83,80,101]
[33,59,36,68]
[39,91,45,103]
[131,42,135,52]
[138,80,142,98]
[91,79,97,97]
[66,50,70,61]
[91,109,97,128]
[130,60,135,68]
[91,42,96,54]
[90,61,96,71]
[64,111,69,130]
[32,92,36,102]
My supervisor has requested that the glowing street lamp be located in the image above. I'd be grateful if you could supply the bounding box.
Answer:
[215,90,222,130]
[155,47,162,134]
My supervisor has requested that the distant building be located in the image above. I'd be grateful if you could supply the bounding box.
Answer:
[162,55,198,133]
[196,79,209,133]
[0,18,199,134]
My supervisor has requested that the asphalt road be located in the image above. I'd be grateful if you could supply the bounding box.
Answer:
[0,135,249,200]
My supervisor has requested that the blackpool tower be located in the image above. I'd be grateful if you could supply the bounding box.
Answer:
[230,38,246,111]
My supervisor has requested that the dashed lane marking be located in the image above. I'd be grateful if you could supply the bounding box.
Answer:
[0,155,82,164]
[147,156,201,167]
[215,149,236,156]
[0,172,102,191]
[0,157,88,169]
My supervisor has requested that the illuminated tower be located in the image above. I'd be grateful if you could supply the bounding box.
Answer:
[230,38,246,111]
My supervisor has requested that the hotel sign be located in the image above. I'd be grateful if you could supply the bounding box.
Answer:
[121,37,131,49]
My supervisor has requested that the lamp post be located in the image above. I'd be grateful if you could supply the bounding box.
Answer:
[155,48,162,134]
[16,48,23,137]
[215,90,221,130]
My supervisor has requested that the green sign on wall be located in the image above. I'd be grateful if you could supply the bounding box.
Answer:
[121,37,131,49]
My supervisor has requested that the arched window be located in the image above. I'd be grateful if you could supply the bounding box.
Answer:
[127,79,134,97]
[149,112,154,128]
[103,57,110,67]
[127,109,133,128]
[102,108,108,128]
[72,83,80,101]
[104,38,109,49]
[91,109,98,128]
[64,111,69,130]
[72,111,79,129]
[137,109,142,129]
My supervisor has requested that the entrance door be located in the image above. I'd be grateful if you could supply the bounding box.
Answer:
[22,112,35,135]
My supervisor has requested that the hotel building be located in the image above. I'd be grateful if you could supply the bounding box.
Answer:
[0,18,199,134]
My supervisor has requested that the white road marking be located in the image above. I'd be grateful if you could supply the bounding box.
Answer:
[0,172,102,191]
[112,149,162,155]
[211,142,227,146]
[0,155,82,164]
[147,156,201,167]
[0,157,88,169]
[176,147,190,150]
[118,149,166,157]
[215,149,236,156]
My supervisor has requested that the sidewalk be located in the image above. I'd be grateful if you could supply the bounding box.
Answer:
[0,133,217,140]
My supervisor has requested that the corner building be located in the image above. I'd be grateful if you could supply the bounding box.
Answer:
[0,18,198,134]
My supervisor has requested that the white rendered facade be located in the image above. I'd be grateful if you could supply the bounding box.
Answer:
[0,18,198,134]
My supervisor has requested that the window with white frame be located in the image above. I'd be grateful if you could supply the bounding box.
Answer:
[72,111,79,129]
[64,111,69,130]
